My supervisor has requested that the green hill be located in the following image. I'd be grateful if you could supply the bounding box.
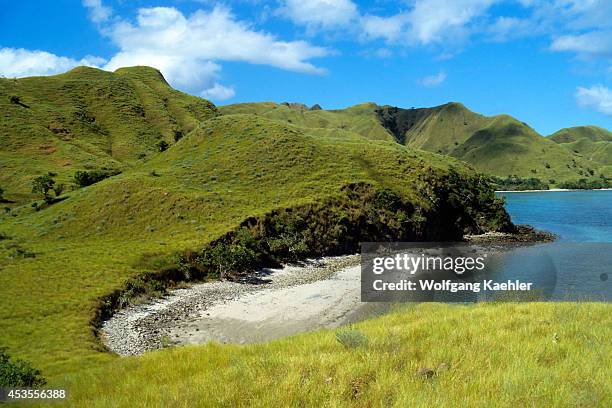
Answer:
[220,102,393,142]
[1,69,511,384]
[222,101,610,184]
[0,67,609,406]
[0,66,217,203]
[550,126,612,166]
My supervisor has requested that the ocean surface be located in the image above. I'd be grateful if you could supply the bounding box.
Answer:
[491,190,612,301]
[498,190,612,242]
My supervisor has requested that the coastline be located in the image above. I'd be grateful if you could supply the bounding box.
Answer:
[101,225,554,355]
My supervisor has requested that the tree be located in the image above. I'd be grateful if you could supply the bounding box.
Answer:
[31,174,56,203]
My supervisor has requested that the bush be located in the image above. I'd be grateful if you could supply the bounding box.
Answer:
[336,328,369,349]
[53,183,65,197]
[0,348,46,387]
[557,178,612,190]
[173,130,184,142]
[157,140,169,152]
[490,176,549,191]
[74,170,120,188]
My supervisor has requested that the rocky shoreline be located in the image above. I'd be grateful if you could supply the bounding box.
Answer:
[100,225,555,356]
[465,224,556,245]
[101,255,360,356]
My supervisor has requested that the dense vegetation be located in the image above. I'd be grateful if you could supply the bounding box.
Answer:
[557,178,612,190]
[0,348,46,387]
[491,176,550,191]
[0,67,609,406]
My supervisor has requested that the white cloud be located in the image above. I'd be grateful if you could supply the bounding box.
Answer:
[418,71,447,87]
[0,48,105,78]
[82,0,112,23]
[550,31,612,58]
[407,0,497,44]
[361,14,410,42]
[279,0,358,29]
[201,83,236,101]
[488,16,535,41]
[103,6,329,95]
[576,85,612,115]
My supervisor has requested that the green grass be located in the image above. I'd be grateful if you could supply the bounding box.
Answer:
[0,66,216,203]
[1,67,610,407]
[452,116,600,182]
[0,108,492,379]
[550,126,612,166]
[51,302,611,407]
[222,101,611,183]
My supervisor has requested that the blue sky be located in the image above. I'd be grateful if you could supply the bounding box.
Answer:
[2,1,612,135]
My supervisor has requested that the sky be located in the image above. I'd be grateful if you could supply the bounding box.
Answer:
[1,1,612,135]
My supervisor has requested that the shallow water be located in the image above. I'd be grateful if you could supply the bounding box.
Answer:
[498,190,612,242]
[490,190,612,301]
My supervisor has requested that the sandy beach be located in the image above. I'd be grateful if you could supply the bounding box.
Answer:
[101,255,391,355]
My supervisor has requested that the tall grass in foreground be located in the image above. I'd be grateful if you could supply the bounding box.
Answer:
[52,302,610,407]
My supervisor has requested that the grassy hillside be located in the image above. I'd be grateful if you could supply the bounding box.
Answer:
[452,116,600,182]
[550,126,612,166]
[219,102,394,142]
[222,101,610,183]
[0,66,217,203]
[60,302,611,407]
[0,108,508,379]
[1,68,609,406]
[376,102,491,152]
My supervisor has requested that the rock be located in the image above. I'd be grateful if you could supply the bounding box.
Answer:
[437,362,450,372]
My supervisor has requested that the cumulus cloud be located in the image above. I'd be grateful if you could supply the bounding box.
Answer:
[82,0,112,23]
[407,0,497,44]
[0,48,105,78]
[576,85,612,115]
[201,83,236,101]
[417,72,447,87]
[102,6,329,95]
[551,31,612,58]
[279,0,358,29]
[2,2,330,101]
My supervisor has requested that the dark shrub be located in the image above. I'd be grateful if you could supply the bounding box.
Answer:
[0,348,46,387]
[74,170,121,188]
[157,140,169,152]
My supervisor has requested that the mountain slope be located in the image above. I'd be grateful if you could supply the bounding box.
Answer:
[550,126,612,166]
[0,66,217,202]
[219,102,394,142]
[1,111,509,379]
[224,101,610,182]
[376,102,492,152]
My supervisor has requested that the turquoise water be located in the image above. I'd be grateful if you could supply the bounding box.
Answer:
[498,190,612,242]
[495,190,611,301]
